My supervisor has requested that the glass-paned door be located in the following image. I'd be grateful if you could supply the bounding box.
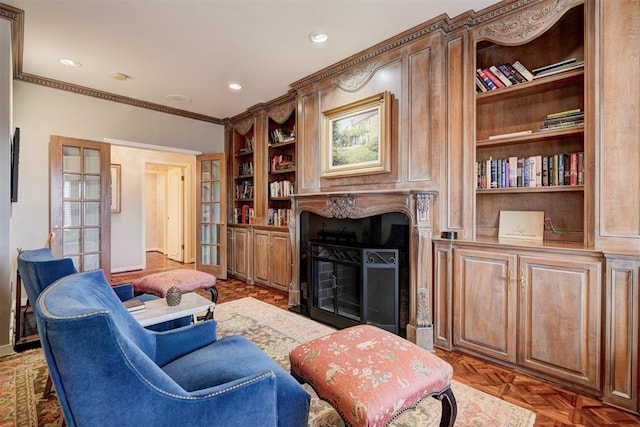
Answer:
[50,136,111,278]
[196,153,227,278]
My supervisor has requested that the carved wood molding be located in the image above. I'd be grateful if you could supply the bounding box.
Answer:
[475,0,582,44]
[414,192,435,226]
[267,101,296,124]
[326,195,364,219]
[333,61,382,92]
[234,117,254,135]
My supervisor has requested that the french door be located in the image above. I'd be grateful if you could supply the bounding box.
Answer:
[196,153,226,278]
[49,135,111,278]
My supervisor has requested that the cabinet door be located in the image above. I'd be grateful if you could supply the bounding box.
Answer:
[253,229,271,285]
[270,231,292,291]
[226,228,234,276]
[453,248,517,363]
[233,228,249,280]
[518,254,602,392]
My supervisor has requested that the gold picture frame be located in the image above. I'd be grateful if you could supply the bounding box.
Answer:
[110,164,121,213]
[321,91,391,178]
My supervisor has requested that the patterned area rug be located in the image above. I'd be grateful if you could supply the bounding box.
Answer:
[1,297,535,426]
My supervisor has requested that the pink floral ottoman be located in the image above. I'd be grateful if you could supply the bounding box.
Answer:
[289,325,456,427]
[132,269,218,305]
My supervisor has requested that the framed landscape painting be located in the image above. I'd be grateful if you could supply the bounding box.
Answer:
[321,91,391,178]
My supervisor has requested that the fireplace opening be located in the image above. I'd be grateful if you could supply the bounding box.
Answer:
[296,211,410,337]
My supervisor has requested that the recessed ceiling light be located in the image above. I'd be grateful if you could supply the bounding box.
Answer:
[111,72,129,81]
[60,58,82,67]
[165,94,192,104]
[309,32,328,44]
[228,83,242,91]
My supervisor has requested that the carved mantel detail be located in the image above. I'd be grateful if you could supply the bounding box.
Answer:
[268,101,296,124]
[326,195,364,219]
[477,0,581,43]
[334,61,382,92]
[414,193,434,225]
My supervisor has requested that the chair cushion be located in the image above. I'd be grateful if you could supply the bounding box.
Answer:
[132,269,216,297]
[162,335,310,427]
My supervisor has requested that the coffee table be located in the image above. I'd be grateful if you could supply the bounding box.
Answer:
[132,292,215,327]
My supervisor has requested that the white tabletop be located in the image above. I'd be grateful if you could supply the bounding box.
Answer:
[131,292,215,327]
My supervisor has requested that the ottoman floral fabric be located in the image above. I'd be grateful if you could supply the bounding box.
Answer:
[290,325,453,427]
[132,269,216,297]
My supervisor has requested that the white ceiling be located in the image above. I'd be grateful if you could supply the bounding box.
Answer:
[6,0,498,121]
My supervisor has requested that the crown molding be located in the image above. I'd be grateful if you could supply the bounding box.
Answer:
[0,3,222,124]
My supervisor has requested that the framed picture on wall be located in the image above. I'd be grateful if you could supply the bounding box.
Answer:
[321,91,391,178]
[110,164,121,213]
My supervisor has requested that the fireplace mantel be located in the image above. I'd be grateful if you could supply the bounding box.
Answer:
[289,189,438,347]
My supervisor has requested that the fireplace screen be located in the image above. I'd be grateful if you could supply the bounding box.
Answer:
[309,242,399,333]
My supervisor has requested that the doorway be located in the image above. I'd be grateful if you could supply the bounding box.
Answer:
[145,163,184,263]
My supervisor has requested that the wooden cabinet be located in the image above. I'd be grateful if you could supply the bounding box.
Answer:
[451,242,602,393]
[227,225,251,282]
[231,117,256,225]
[472,3,588,244]
[254,227,292,291]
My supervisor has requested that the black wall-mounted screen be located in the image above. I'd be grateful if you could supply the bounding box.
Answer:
[11,127,19,203]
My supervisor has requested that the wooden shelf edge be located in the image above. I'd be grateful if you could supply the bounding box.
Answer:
[476,185,584,194]
[476,69,584,103]
[477,127,584,147]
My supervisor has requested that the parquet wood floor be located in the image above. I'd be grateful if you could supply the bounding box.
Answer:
[112,252,640,427]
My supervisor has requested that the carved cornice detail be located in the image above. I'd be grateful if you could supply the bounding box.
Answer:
[476,0,580,43]
[267,101,296,124]
[234,116,254,135]
[334,61,382,92]
[326,195,364,219]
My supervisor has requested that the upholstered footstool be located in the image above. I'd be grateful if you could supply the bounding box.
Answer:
[132,269,218,319]
[289,325,456,427]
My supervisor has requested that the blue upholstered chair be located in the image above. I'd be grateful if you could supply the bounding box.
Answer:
[34,269,311,427]
[17,248,190,332]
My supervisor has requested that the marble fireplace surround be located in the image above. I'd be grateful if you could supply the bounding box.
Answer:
[290,190,437,348]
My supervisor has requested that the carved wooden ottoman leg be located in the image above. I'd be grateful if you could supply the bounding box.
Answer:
[436,387,457,427]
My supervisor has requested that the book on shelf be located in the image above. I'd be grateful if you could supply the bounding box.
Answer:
[123,298,145,313]
[539,108,584,131]
[501,63,527,83]
[475,76,488,93]
[476,69,498,91]
[512,61,534,81]
[489,65,513,87]
[532,58,584,79]
[482,68,505,88]
[488,130,533,140]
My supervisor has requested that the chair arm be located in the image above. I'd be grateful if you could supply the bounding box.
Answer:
[111,283,134,301]
[154,320,217,366]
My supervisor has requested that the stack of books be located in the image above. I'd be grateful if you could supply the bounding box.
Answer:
[475,60,534,92]
[123,298,145,313]
[539,109,584,131]
[532,58,584,79]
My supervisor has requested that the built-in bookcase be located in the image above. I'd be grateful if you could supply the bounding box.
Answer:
[474,4,586,244]
[232,122,255,224]
[266,107,296,228]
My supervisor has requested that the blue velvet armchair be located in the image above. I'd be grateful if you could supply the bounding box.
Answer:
[34,269,311,427]
[17,248,190,332]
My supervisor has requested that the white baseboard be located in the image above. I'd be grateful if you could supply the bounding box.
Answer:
[111,264,144,274]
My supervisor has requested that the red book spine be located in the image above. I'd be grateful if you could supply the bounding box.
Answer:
[483,68,505,88]
[570,152,578,185]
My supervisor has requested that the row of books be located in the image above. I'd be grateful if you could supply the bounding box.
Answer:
[269,180,294,198]
[476,152,584,189]
[235,181,254,200]
[234,205,255,224]
[270,128,295,145]
[267,208,292,227]
[539,108,584,132]
[476,58,584,93]
[270,155,295,173]
[476,61,533,92]
[238,161,254,176]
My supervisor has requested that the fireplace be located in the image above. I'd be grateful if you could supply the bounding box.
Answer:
[290,191,437,347]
